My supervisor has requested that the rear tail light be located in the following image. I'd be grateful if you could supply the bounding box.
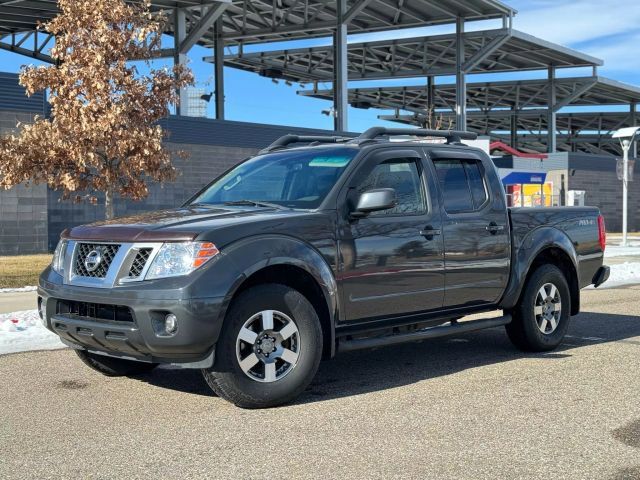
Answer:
[597,214,606,252]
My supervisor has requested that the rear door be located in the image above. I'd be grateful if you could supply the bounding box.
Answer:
[425,149,510,308]
[337,148,445,321]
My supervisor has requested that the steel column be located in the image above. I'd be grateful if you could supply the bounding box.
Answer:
[214,19,225,120]
[632,102,637,159]
[173,8,188,116]
[334,0,349,131]
[510,107,518,150]
[547,66,557,153]
[455,17,466,130]
[427,76,434,128]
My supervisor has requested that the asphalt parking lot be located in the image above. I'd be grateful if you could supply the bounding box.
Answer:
[1,286,639,480]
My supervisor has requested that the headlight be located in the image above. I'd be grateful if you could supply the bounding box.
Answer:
[145,242,219,280]
[51,239,68,275]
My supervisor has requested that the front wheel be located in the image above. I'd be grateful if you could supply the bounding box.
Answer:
[202,284,323,409]
[506,264,571,352]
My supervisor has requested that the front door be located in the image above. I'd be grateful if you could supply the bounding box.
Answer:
[337,149,445,322]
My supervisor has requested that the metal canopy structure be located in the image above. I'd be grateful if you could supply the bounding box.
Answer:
[0,0,517,130]
[213,28,601,82]
[0,0,231,63]
[298,76,640,155]
[298,76,640,113]
[0,0,515,46]
[382,111,635,155]
[217,0,516,44]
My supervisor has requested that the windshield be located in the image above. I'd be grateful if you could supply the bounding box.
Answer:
[190,147,358,209]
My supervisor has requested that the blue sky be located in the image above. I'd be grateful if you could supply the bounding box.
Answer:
[1,0,638,132]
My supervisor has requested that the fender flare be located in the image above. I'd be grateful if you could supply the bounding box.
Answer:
[216,234,339,356]
[500,226,579,311]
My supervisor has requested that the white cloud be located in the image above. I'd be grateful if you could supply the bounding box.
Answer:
[510,0,640,46]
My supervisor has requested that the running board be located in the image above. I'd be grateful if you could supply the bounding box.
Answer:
[337,314,512,353]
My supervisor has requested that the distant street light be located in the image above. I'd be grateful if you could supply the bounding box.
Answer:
[612,126,640,247]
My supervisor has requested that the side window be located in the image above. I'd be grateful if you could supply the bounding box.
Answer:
[357,158,426,216]
[433,158,488,213]
[463,161,488,209]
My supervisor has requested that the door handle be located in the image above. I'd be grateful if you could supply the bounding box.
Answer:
[486,222,505,234]
[420,226,442,239]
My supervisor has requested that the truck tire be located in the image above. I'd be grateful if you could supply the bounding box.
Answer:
[75,350,158,376]
[506,264,571,352]
[202,284,323,409]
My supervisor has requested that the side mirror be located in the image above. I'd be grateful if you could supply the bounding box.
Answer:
[352,188,397,218]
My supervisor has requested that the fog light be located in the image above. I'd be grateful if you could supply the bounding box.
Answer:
[164,314,178,335]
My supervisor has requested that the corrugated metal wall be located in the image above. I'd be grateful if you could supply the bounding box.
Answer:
[0,72,46,114]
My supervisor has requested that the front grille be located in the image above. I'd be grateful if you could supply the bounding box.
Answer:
[128,248,153,278]
[74,243,120,278]
[56,299,134,323]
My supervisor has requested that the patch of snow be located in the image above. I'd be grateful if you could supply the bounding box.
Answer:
[604,245,640,259]
[589,262,640,289]
[0,309,65,355]
[0,286,38,293]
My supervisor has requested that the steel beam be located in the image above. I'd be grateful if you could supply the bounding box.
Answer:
[174,8,188,116]
[552,77,598,111]
[214,18,225,120]
[179,1,229,54]
[334,0,348,132]
[547,66,556,153]
[0,31,53,63]
[455,16,466,130]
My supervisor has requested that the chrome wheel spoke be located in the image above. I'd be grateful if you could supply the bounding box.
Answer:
[280,348,299,365]
[538,286,548,301]
[238,327,258,344]
[538,318,548,332]
[279,321,297,340]
[264,362,276,382]
[534,305,543,316]
[548,284,558,300]
[239,353,260,373]
[553,302,562,312]
[261,310,274,331]
[548,317,558,332]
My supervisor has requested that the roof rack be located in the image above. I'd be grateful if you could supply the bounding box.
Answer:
[358,127,478,144]
[260,134,352,153]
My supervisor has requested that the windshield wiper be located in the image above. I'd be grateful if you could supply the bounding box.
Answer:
[223,200,287,210]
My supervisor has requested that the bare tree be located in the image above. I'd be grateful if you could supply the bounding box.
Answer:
[0,0,194,219]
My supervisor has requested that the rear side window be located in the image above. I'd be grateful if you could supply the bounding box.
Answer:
[433,159,488,213]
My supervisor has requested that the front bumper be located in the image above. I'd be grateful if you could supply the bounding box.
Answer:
[38,269,226,366]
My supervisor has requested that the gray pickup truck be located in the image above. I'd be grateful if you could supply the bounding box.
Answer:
[38,127,609,408]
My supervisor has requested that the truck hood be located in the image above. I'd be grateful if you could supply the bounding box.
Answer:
[62,205,305,243]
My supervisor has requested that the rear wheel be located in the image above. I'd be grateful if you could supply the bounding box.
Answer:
[202,284,323,409]
[506,264,571,352]
[75,350,158,376]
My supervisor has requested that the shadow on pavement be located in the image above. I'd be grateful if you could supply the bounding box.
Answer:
[135,311,640,403]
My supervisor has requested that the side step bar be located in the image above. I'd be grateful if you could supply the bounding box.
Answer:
[337,314,512,353]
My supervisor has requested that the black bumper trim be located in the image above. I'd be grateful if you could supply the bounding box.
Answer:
[592,266,610,288]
